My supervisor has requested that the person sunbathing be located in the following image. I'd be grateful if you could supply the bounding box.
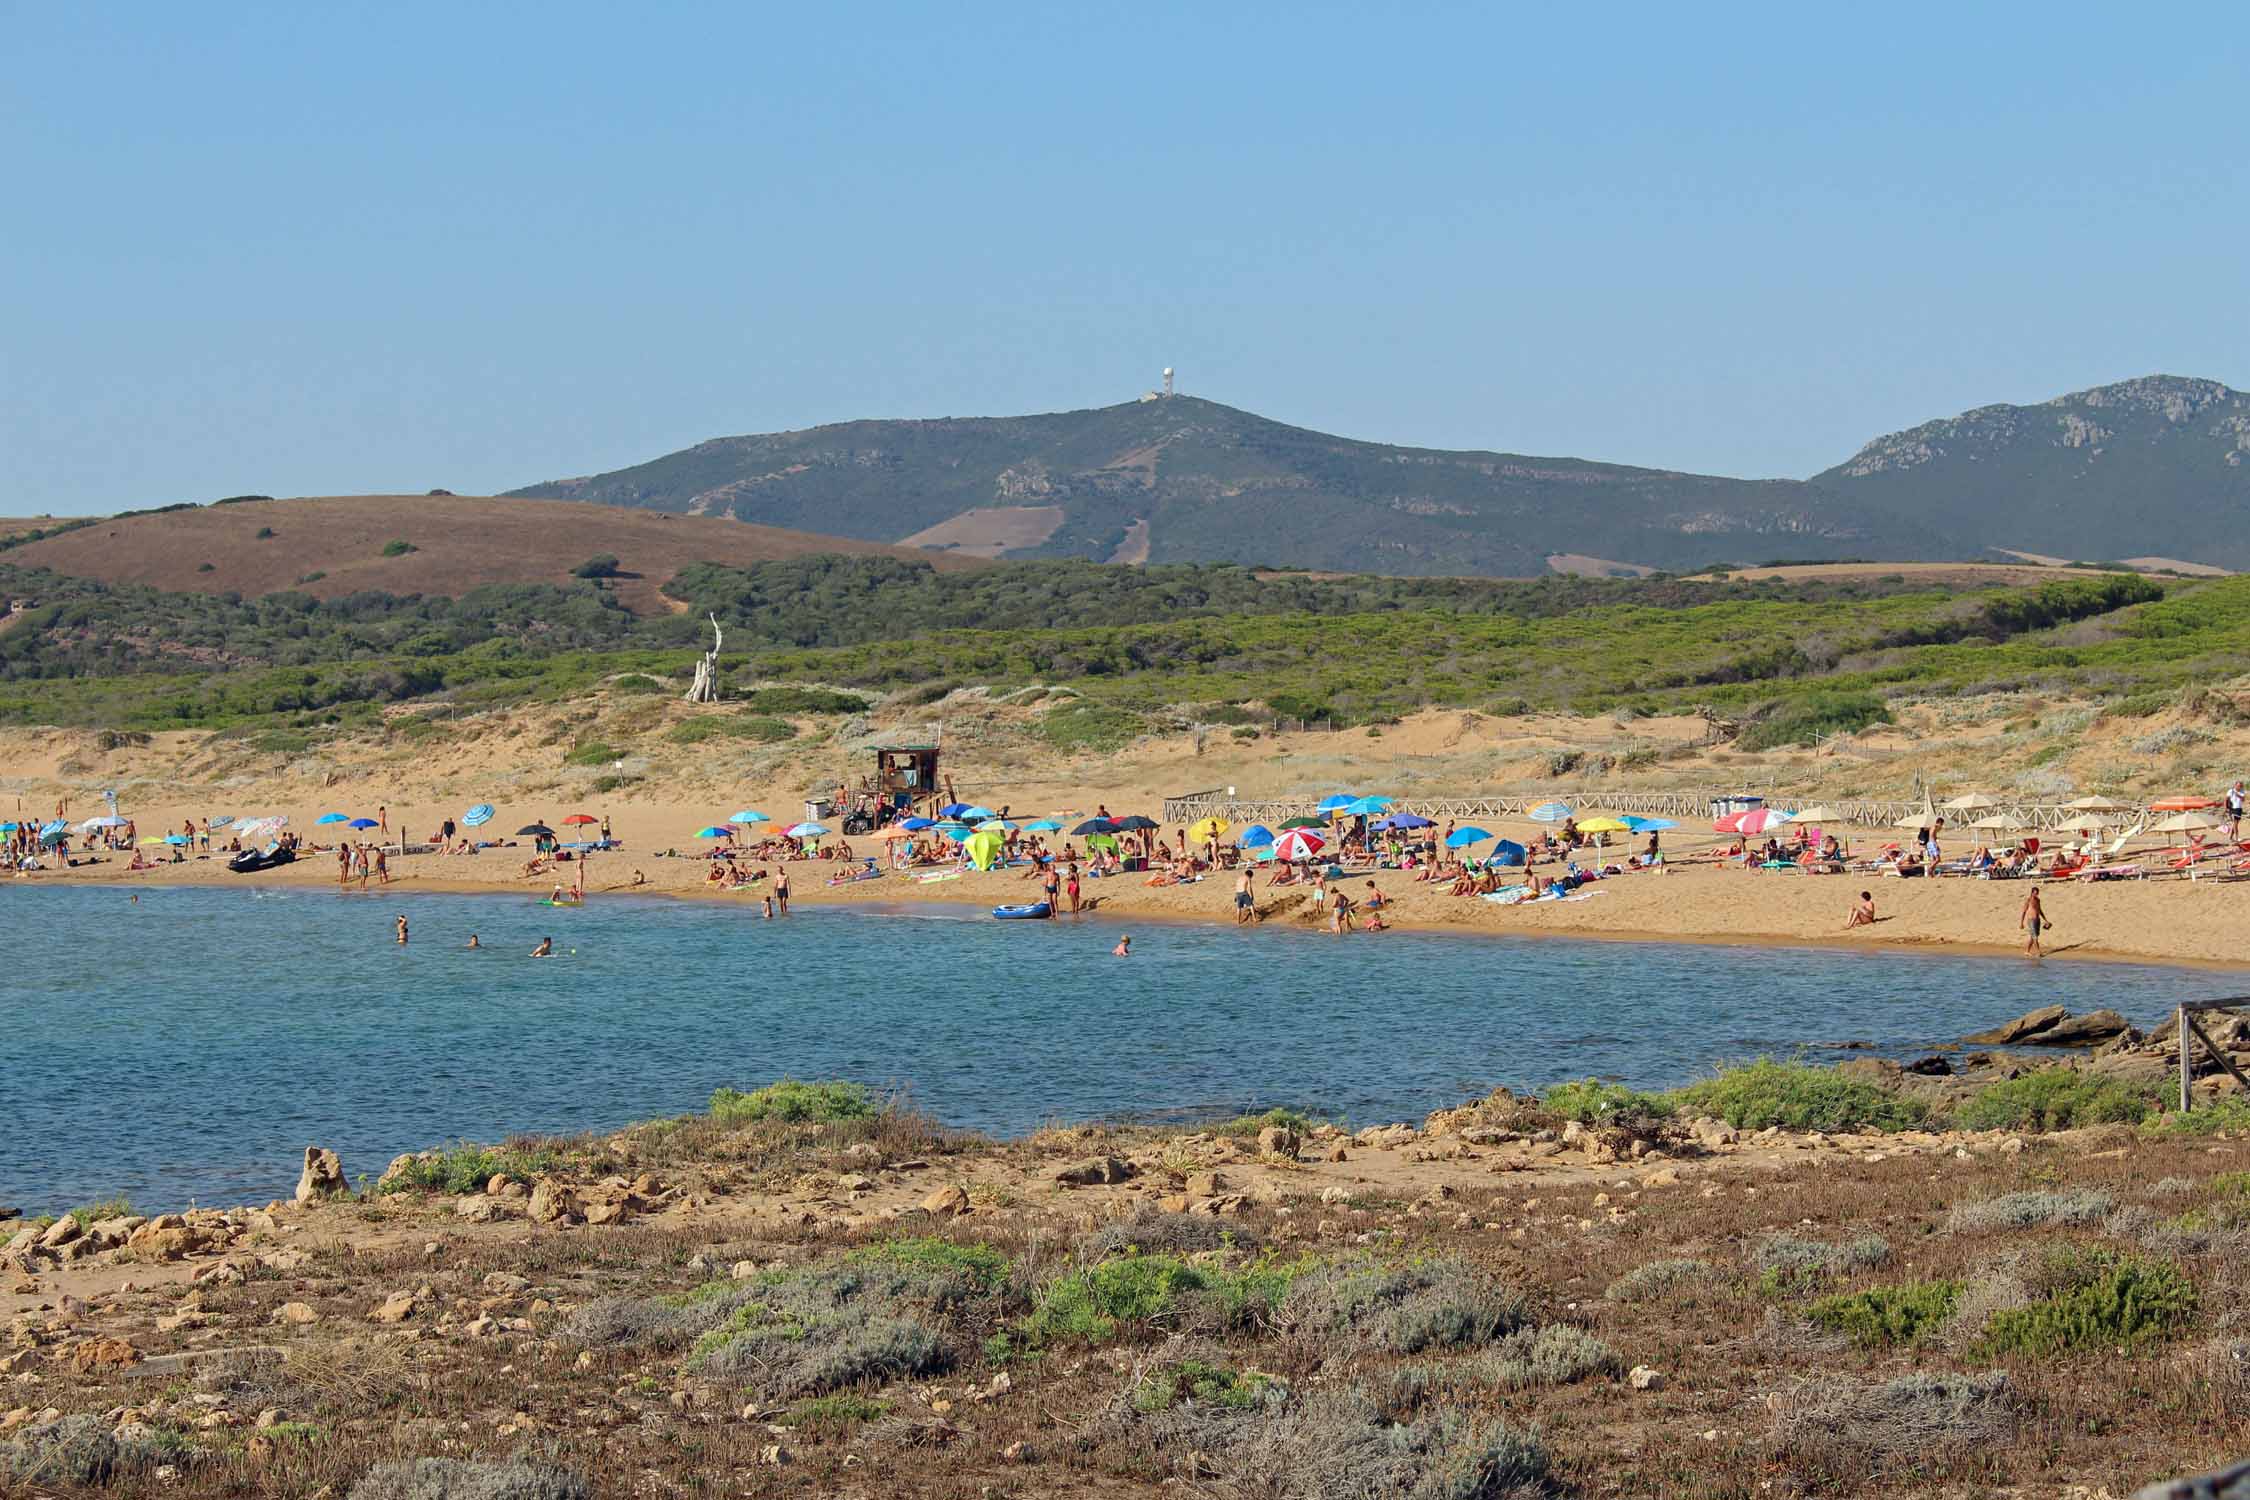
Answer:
[1846,890,1877,927]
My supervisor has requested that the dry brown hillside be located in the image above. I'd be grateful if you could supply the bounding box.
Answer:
[10,495,976,614]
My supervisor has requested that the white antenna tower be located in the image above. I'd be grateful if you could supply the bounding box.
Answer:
[1163,366,1174,398]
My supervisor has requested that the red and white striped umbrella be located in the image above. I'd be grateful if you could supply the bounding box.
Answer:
[1271,829,1327,861]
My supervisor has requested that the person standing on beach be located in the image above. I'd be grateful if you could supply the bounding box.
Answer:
[2229,782,2245,841]
[2020,887,2049,958]
[1235,865,1256,925]
[374,847,391,884]
[337,845,351,886]
[773,866,790,914]
[1065,862,1082,913]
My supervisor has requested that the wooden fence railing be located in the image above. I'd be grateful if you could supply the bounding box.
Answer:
[2177,999,2250,1113]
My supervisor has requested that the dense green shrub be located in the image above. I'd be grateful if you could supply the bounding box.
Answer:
[1737,690,1893,749]
[1975,1252,2195,1356]
[1672,1060,1928,1132]
[707,1079,873,1125]
[1543,1078,1675,1125]
[1955,1070,2156,1131]
[380,540,417,557]
[574,554,622,579]
[1808,1281,1962,1347]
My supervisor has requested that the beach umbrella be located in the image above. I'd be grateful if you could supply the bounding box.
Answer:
[694,826,731,839]
[462,804,494,828]
[1968,812,2026,831]
[1576,816,1633,834]
[1490,838,1528,866]
[84,814,128,830]
[1237,824,1276,848]
[2064,796,2132,813]
[1786,806,1849,825]
[1188,816,1231,843]
[1892,807,1938,830]
[2150,795,2219,812]
[1375,812,1435,830]
[957,805,996,821]
[975,818,1018,832]
[728,809,770,825]
[1942,792,2001,811]
[561,813,599,827]
[40,828,66,846]
[2152,810,2228,834]
[1445,826,1494,848]
[786,821,829,839]
[1528,802,1572,823]
[1342,795,1393,817]
[347,817,379,830]
[940,826,973,841]
[206,815,235,830]
[518,823,556,837]
[0,822,15,833]
[964,829,1004,870]
[1024,818,1064,832]
[315,813,350,825]
[1271,829,1327,861]
[1112,815,1160,832]
[1072,818,1118,835]
[938,802,973,818]
[899,816,936,830]
[872,825,918,841]
[1620,815,1677,832]
[163,833,189,845]
[39,819,67,837]
[1315,794,1359,813]
[1278,816,1326,830]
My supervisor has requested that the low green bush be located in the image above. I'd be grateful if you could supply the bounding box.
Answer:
[738,685,872,714]
[380,540,417,557]
[1736,690,1892,750]
[845,1237,1009,1295]
[1130,1359,1277,1412]
[563,740,621,766]
[708,1079,874,1125]
[1543,1078,1675,1126]
[1671,1060,1928,1132]
[1024,1251,1310,1344]
[1807,1280,1962,1348]
[377,1141,562,1195]
[609,673,665,694]
[1975,1251,2195,1357]
[1956,1069,2156,1131]
[2147,1095,2250,1136]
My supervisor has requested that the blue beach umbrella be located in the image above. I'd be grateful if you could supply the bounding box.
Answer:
[315,813,349,826]
[163,834,189,845]
[1024,818,1063,832]
[1445,826,1495,848]
[1375,812,1434,830]
[462,804,495,828]
[695,826,731,839]
[900,816,936,831]
[958,805,996,821]
[728,809,769,825]
[940,826,973,842]
[39,819,67,837]
[1070,818,1116,835]
[347,817,379,830]
[1237,824,1276,848]
[786,821,830,839]
[0,822,15,833]
[1315,794,1358,813]
[1342,796,1393,817]
[1528,802,1572,823]
[938,802,972,818]
[1621,816,1676,833]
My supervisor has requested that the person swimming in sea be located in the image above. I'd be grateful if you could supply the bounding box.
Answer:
[395,913,409,945]
[531,936,553,957]
[1113,934,1131,957]
[466,934,481,949]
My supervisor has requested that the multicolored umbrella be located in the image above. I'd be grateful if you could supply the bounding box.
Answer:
[695,826,731,839]
[1528,802,1572,823]
[1271,829,1327,861]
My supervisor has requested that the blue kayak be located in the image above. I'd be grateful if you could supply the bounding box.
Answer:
[992,902,1053,920]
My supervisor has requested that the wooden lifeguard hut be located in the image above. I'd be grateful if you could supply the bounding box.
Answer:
[867,741,945,818]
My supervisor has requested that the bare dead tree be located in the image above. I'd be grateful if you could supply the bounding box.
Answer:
[684,613,723,703]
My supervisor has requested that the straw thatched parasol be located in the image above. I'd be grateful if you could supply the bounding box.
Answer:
[1942,792,2001,812]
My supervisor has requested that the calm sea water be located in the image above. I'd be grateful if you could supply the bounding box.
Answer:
[0,884,2232,1213]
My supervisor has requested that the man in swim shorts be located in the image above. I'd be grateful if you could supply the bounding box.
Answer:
[1235,866,1255,925]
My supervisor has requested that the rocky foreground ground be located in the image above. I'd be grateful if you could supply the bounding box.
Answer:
[5,1066,2250,1500]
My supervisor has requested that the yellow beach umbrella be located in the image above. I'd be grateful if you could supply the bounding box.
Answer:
[1576,817,1632,834]
[1188,817,1231,843]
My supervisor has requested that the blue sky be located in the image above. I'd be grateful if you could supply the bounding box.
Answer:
[6,3,2246,514]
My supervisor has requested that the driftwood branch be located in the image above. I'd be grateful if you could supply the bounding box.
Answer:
[684,613,724,703]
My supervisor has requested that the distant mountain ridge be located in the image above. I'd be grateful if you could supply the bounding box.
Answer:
[506,375,2250,575]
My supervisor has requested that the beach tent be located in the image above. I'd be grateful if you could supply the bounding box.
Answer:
[1086,832,1120,854]
[1445,826,1494,848]
[1528,802,1572,823]
[1489,839,1528,866]
[964,829,1004,870]
[1237,824,1276,848]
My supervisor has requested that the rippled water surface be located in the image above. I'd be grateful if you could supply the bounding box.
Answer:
[1,883,2230,1211]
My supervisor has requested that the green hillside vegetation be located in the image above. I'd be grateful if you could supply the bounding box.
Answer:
[0,553,2216,742]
